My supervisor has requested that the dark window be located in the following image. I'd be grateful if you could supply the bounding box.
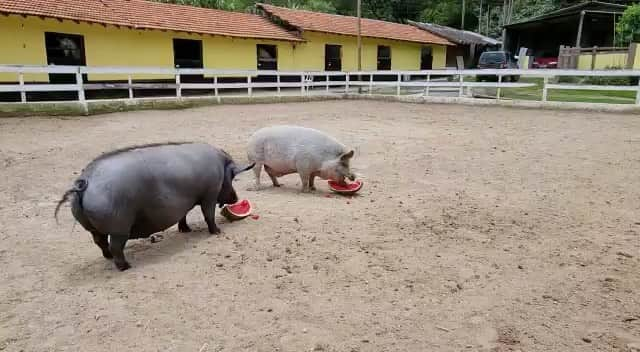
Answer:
[257,44,278,70]
[325,44,342,71]
[173,38,203,83]
[377,45,391,70]
[173,39,203,69]
[420,46,433,70]
[45,32,86,84]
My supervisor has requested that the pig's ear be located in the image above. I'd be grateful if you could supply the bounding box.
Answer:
[233,163,256,176]
[340,150,355,161]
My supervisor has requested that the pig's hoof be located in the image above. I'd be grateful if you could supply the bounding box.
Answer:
[209,226,221,235]
[178,225,192,233]
[310,186,316,191]
[115,261,131,271]
[102,250,113,260]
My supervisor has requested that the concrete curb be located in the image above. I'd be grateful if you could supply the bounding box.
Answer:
[0,94,344,117]
[1,93,638,117]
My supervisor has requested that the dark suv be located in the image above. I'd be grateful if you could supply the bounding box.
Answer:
[477,51,520,82]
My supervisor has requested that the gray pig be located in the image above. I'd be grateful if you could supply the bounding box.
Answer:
[54,142,254,271]
[247,125,355,192]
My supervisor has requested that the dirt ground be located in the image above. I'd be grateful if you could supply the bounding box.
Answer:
[1,100,639,352]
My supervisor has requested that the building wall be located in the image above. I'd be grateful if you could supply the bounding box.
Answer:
[0,14,448,82]
[280,31,446,71]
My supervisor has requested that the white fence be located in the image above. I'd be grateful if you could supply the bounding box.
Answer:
[0,65,639,106]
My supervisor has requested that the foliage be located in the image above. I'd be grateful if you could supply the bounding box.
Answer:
[615,4,640,46]
[154,0,594,40]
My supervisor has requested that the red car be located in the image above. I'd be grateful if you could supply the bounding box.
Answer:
[532,57,558,69]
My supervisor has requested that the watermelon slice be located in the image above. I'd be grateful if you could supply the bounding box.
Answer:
[221,199,252,221]
[328,179,363,195]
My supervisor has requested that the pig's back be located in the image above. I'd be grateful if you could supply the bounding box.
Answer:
[248,125,346,163]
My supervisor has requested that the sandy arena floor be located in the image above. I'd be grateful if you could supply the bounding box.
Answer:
[1,100,639,352]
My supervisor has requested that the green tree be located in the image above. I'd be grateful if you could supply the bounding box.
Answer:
[616,4,640,46]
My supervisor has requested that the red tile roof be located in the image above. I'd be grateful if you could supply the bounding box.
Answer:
[258,4,452,45]
[0,0,303,42]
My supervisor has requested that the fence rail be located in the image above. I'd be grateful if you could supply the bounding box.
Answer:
[1,65,639,106]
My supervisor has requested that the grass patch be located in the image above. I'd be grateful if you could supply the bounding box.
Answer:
[495,77,637,104]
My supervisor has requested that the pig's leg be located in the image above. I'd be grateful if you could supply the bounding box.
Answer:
[91,231,112,259]
[299,172,312,193]
[308,174,316,191]
[248,162,263,191]
[264,165,281,187]
[201,202,220,235]
[178,216,192,233]
[109,234,130,271]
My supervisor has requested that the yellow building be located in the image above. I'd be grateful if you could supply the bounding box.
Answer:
[0,0,451,83]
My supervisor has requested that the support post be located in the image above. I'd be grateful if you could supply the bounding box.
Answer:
[18,72,26,103]
[591,46,597,70]
[461,0,466,30]
[576,11,585,48]
[396,73,401,96]
[301,74,305,95]
[542,76,549,102]
[496,75,502,100]
[458,74,464,97]
[368,74,373,95]
[636,78,640,106]
[128,75,133,100]
[277,74,281,96]
[247,75,252,97]
[326,75,329,92]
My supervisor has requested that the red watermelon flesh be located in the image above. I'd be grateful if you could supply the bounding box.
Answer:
[221,199,252,220]
[328,179,363,194]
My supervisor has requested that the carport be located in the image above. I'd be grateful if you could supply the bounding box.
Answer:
[503,1,628,58]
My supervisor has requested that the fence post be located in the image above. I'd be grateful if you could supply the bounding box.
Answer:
[425,74,430,97]
[277,74,281,96]
[75,69,85,102]
[345,74,350,93]
[175,72,181,98]
[396,73,401,96]
[368,74,373,95]
[496,74,502,100]
[75,69,87,114]
[591,46,597,70]
[247,75,252,97]
[18,72,26,103]
[127,75,133,100]
[214,76,219,100]
[542,76,549,102]
[326,74,330,92]
[458,74,464,97]
[300,74,305,95]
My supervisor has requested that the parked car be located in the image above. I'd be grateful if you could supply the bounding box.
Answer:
[477,51,520,82]
[532,56,558,69]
